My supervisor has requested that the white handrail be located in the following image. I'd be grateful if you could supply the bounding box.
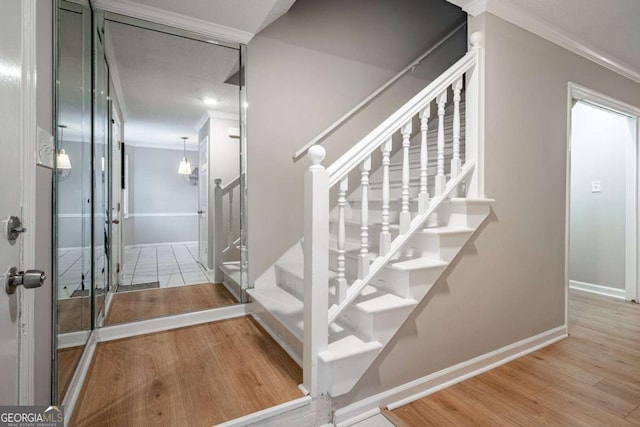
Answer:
[220,175,241,194]
[291,21,467,162]
[326,50,478,188]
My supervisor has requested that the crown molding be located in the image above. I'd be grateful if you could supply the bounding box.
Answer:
[92,0,254,44]
[447,0,640,84]
[208,110,240,121]
[126,139,198,151]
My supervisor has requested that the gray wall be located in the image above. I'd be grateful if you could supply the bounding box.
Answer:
[569,102,629,289]
[35,0,53,405]
[125,145,198,245]
[247,0,467,281]
[336,12,640,407]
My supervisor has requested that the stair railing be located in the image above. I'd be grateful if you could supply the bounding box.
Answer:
[214,175,241,280]
[302,32,484,396]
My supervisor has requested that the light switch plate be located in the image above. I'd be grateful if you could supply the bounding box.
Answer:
[591,181,601,193]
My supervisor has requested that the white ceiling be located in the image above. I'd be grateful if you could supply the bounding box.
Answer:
[106,20,240,149]
[448,0,640,80]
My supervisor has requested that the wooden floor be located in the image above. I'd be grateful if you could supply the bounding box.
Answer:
[58,346,84,401]
[58,296,91,333]
[70,316,303,426]
[387,290,640,426]
[105,282,237,325]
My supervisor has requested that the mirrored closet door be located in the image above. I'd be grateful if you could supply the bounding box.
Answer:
[54,0,248,403]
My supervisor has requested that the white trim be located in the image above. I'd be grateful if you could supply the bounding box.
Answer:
[567,83,640,303]
[333,325,567,426]
[18,0,38,405]
[215,396,312,427]
[57,213,91,219]
[57,330,91,349]
[92,0,253,44]
[95,304,248,342]
[569,280,626,300]
[127,212,198,218]
[124,139,199,151]
[207,110,240,121]
[124,240,197,248]
[195,112,210,133]
[451,0,640,85]
[62,331,97,426]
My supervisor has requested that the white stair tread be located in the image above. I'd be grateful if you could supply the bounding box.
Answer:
[319,335,383,363]
[276,260,337,281]
[449,197,495,204]
[421,226,474,235]
[389,257,448,271]
[352,286,418,313]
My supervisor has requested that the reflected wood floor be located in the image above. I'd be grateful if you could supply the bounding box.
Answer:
[387,290,640,426]
[58,296,91,333]
[58,346,84,401]
[104,282,237,325]
[70,316,303,426]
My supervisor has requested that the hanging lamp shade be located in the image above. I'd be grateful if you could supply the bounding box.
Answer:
[57,149,72,169]
[178,136,191,175]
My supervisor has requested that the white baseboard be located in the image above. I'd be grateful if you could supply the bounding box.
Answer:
[57,330,91,349]
[96,304,249,342]
[569,280,626,300]
[124,240,198,249]
[62,331,97,426]
[334,325,568,426]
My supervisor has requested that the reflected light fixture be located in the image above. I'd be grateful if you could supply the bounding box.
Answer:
[57,125,72,170]
[177,137,191,175]
[202,97,218,106]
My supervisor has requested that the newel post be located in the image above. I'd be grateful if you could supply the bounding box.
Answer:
[303,145,329,397]
[465,31,485,198]
[213,178,224,282]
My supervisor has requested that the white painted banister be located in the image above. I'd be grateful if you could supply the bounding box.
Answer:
[418,105,430,214]
[358,157,371,279]
[399,121,412,234]
[435,90,447,196]
[292,21,467,162]
[214,175,242,280]
[452,76,463,179]
[303,145,329,397]
[379,139,392,255]
[335,177,348,303]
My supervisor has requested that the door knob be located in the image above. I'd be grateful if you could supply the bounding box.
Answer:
[112,219,120,224]
[5,267,46,295]
[197,210,204,214]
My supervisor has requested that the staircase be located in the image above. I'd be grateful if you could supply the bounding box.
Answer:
[250,31,490,398]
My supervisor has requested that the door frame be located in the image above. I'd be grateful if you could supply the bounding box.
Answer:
[565,82,640,326]
[17,0,39,405]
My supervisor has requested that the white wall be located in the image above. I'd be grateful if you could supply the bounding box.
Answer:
[125,145,198,245]
[570,102,630,290]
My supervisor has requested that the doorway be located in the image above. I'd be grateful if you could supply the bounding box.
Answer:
[567,83,640,305]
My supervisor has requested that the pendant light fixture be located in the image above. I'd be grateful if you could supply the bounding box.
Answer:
[177,136,191,175]
[57,125,72,170]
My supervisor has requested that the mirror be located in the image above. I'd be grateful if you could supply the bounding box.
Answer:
[54,0,92,403]
[54,1,248,402]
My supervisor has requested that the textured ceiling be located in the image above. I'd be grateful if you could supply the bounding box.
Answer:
[106,20,240,149]
[121,0,297,33]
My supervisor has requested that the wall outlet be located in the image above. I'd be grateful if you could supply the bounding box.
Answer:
[591,181,601,193]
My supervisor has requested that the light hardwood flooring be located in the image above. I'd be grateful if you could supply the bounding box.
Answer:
[387,290,640,426]
[104,282,237,325]
[57,346,84,401]
[70,316,303,426]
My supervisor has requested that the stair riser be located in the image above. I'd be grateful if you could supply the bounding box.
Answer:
[320,349,381,397]
[339,305,415,344]
[441,202,492,228]
[371,266,445,300]
[406,231,474,262]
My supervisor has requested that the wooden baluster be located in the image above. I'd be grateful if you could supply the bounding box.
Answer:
[335,177,348,303]
[451,76,463,179]
[435,90,448,195]
[418,106,430,214]
[399,121,412,234]
[379,139,392,255]
[213,178,224,282]
[228,186,234,248]
[358,156,371,279]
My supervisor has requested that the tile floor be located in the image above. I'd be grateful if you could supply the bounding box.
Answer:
[57,242,212,299]
[122,242,210,288]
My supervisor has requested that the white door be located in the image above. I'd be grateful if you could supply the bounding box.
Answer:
[1,0,29,405]
[198,137,209,267]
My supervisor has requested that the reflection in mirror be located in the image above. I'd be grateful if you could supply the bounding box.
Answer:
[99,18,243,326]
[55,0,92,403]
